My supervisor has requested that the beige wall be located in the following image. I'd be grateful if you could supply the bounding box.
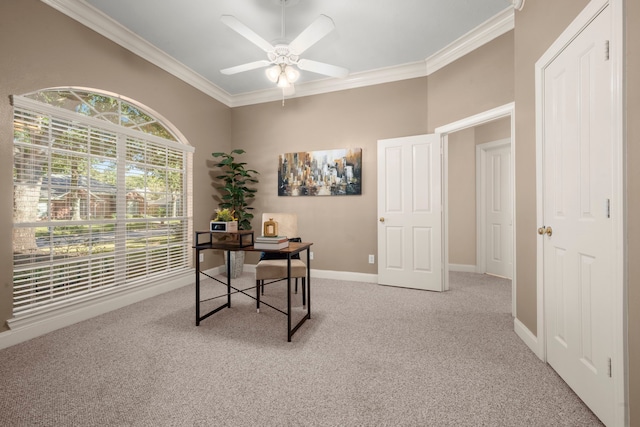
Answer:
[427,32,514,130]
[475,117,511,145]
[627,0,640,423]
[0,0,232,330]
[448,118,511,267]
[448,127,477,266]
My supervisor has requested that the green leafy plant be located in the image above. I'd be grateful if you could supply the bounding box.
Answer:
[211,149,259,230]
[213,208,237,222]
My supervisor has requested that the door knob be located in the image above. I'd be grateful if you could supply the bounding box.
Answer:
[379,217,385,223]
[538,226,553,236]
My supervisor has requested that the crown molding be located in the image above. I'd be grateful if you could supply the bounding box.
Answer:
[40,0,235,106]
[512,0,526,12]
[426,7,514,75]
[229,60,428,107]
[40,0,514,108]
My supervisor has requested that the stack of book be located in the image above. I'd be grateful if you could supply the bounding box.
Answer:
[254,235,289,250]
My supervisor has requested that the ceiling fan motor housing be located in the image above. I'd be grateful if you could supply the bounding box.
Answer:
[268,45,299,65]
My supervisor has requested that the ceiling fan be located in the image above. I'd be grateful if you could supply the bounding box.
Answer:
[220,0,349,92]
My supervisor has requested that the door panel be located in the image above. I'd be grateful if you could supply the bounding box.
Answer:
[386,226,403,269]
[377,134,442,291]
[414,227,432,271]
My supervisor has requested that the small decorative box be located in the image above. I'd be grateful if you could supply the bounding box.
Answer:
[210,221,238,233]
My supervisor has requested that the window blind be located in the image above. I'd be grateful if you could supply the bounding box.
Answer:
[12,91,192,317]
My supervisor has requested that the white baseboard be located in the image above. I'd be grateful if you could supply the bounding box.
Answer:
[448,263,478,273]
[514,317,543,360]
[245,264,377,283]
[0,268,221,350]
[309,269,377,283]
[0,264,377,350]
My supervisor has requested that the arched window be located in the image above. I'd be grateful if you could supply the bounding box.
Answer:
[12,88,193,317]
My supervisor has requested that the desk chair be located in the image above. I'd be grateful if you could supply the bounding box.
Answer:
[255,213,307,309]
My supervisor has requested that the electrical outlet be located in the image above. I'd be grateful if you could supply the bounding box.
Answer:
[199,253,204,262]
[368,254,375,264]
[309,252,314,260]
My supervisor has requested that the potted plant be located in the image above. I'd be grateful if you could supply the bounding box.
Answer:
[211,149,259,278]
[210,208,238,233]
[211,149,259,231]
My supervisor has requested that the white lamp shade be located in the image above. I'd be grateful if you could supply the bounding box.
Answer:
[277,74,291,88]
[284,65,300,83]
[266,65,281,83]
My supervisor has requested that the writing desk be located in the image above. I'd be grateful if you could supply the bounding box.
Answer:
[193,231,312,341]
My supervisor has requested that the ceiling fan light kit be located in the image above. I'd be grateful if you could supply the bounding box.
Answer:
[267,64,299,88]
[220,0,348,94]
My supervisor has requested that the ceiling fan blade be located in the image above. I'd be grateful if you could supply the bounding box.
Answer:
[220,60,271,75]
[297,59,349,78]
[289,15,335,55]
[220,15,274,53]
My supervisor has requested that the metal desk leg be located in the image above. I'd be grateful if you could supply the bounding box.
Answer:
[307,248,311,320]
[226,250,232,308]
[196,247,201,326]
[287,254,292,342]
[256,280,261,313]
[306,248,311,319]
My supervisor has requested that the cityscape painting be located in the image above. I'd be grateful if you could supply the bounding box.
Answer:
[278,148,362,196]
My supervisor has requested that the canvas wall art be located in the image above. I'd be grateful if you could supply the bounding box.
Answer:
[278,148,362,196]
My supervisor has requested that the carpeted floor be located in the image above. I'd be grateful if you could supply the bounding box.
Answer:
[0,272,603,426]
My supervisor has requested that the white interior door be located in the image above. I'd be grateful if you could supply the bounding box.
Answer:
[478,140,512,279]
[377,134,442,291]
[541,5,614,425]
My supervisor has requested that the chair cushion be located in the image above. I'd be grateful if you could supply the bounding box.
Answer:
[259,237,302,260]
[255,259,307,280]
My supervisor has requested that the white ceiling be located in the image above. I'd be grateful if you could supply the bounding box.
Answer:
[47,0,516,106]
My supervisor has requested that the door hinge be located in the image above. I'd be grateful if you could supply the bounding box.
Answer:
[604,40,610,61]
[607,357,612,378]
[606,198,611,218]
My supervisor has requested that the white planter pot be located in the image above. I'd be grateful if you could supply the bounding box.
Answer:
[224,250,245,279]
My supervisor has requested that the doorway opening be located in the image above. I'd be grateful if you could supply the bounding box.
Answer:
[435,103,516,315]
